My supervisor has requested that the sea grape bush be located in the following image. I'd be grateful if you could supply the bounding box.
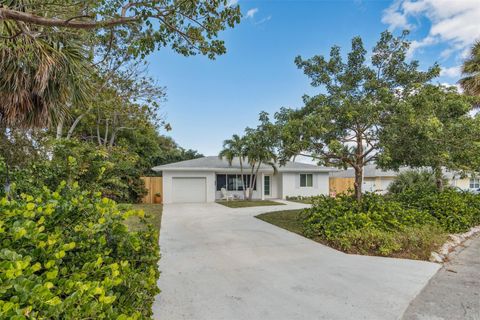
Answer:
[0,182,159,319]
[394,188,480,233]
[301,191,480,259]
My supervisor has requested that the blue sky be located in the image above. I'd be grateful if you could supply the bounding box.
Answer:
[147,0,480,156]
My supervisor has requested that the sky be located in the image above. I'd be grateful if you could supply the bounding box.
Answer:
[147,0,480,156]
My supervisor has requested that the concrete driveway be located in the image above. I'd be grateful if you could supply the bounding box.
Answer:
[153,201,440,320]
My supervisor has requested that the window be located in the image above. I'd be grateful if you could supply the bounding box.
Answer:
[470,178,480,189]
[300,174,313,187]
[216,174,256,191]
[264,176,271,196]
[216,174,226,191]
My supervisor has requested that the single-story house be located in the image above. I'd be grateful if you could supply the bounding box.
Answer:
[152,156,336,204]
[330,164,478,194]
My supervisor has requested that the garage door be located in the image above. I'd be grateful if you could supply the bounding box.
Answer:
[172,177,207,203]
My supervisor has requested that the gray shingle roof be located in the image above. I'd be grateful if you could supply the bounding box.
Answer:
[330,165,409,178]
[330,164,463,179]
[152,156,336,172]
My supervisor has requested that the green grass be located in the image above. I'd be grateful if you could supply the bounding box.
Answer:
[124,204,163,232]
[256,209,305,235]
[216,200,285,208]
[287,199,313,204]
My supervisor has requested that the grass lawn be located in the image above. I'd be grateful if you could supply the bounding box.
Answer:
[124,204,163,233]
[287,199,313,204]
[217,200,285,208]
[256,209,305,235]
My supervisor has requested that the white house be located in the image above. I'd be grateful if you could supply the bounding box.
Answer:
[331,164,478,194]
[152,156,336,204]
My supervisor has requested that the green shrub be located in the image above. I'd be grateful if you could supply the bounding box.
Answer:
[396,188,480,233]
[387,170,443,195]
[0,182,159,319]
[303,193,435,240]
[336,225,446,260]
[301,193,449,259]
[301,188,480,259]
[0,139,147,203]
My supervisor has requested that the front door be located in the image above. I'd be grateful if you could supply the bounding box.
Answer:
[264,175,271,197]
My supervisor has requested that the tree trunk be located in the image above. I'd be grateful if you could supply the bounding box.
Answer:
[1,126,11,198]
[354,165,363,202]
[250,163,261,201]
[66,113,86,139]
[247,162,256,200]
[240,158,246,200]
[434,166,444,191]
[104,119,109,146]
[354,133,364,202]
[56,115,65,139]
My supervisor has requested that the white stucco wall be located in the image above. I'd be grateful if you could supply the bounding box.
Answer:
[280,172,329,199]
[163,170,331,203]
[162,170,216,204]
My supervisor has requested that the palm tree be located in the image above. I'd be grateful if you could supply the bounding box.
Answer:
[219,134,247,199]
[0,20,90,128]
[460,41,480,97]
[244,130,277,200]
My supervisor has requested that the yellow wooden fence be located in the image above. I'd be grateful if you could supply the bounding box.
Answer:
[141,177,163,204]
[329,177,355,195]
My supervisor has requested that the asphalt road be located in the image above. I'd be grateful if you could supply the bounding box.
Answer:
[402,235,480,320]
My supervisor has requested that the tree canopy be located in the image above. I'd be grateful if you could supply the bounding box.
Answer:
[379,85,480,190]
[0,0,241,59]
[275,31,439,200]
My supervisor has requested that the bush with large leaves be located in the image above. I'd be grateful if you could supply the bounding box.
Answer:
[0,182,159,319]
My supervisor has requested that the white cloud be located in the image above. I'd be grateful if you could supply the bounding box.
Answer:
[382,0,480,58]
[440,65,462,78]
[245,8,258,19]
[381,2,412,30]
[254,15,271,26]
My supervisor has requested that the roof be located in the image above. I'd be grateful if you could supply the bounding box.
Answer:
[152,156,337,173]
[330,164,464,179]
[330,165,409,178]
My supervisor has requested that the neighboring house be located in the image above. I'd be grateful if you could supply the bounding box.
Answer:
[152,156,336,204]
[330,164,477,194]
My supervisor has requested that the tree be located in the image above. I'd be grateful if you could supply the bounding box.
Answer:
[0,0,241,60]
[379,85,479,191]
[219,134,247,199]
[275,31,439,201]
[460,41,480,97]
[1,0,240,129]
[0,26,91,127]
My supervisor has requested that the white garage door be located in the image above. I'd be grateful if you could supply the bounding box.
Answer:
[172,177,207,203]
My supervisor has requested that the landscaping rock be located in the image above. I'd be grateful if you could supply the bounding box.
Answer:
[430,225,480,263]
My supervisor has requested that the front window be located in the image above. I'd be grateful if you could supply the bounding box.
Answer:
[300,173,313,187]
[470,178,480,189]
[216,174,256,191]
